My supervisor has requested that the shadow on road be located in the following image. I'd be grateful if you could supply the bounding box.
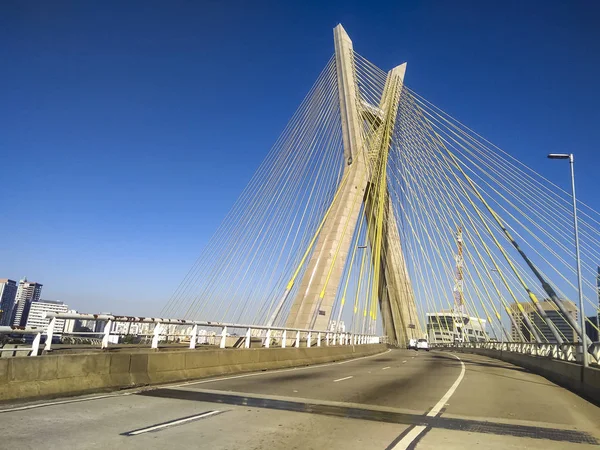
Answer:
[138,388,598,445]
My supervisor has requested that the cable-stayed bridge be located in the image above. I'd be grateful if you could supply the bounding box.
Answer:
[3,24,600,450]
[156,24,600,355]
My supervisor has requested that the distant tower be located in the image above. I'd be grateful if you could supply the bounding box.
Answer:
[11,277,43,327]
[453,227,467,341]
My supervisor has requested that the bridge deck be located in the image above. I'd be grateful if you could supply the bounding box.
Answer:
[2,349,599,449]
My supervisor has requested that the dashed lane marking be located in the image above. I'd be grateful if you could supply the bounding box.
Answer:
[333,376,353,383]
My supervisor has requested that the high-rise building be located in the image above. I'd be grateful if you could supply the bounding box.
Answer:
[586,315,599,342]
[509,299,577,342]
[0,279,18,326]
[25,300,69,333]
[11,278,43,327]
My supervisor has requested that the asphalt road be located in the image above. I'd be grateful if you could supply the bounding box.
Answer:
[2,349,600,449]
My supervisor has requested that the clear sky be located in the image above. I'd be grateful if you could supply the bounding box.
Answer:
[1,1,599,316]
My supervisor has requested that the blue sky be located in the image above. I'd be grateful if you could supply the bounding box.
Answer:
[1,1,599,316]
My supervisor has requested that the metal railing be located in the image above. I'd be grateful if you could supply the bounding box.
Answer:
[433,341,600,365]
[0,312,384,357]
[0,326,46,356]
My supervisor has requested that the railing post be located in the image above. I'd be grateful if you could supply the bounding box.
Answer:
[281,329,287,348]
[220,326,227,349]
[31,332,41,356]
[294,331,300,348]
[189,324,198,349]
[245,328,251,349]
[332,332,337,346]
[101,319,112,349]
[264,329,271,348]
[307,331,312,348]
[326,332,330,346]
[317,332,321,347]
[151,322,162,349]
[45,317,56,351]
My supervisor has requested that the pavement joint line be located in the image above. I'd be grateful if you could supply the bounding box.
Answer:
[137,387,599,445]
[122,410,225,436]
[333,376,353,382]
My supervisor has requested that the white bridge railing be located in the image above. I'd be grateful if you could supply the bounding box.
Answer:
[0,312,384,357]
[433,341,600,365]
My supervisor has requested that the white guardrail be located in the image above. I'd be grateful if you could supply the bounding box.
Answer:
[433,341,600,365]
[0,312,385,357]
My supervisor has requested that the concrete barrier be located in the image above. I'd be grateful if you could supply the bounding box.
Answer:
[443,347,600,406]
[0,344,386,402]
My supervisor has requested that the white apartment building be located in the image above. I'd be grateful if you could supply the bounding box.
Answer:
[25,300,69,333]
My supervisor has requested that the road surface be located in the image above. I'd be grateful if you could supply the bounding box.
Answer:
[2,349,600,449]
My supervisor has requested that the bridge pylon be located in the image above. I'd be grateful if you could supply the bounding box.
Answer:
[284,24,420,346]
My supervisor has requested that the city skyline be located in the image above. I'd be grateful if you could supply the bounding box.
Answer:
[1,2,599,316]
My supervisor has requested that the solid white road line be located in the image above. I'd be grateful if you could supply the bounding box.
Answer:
[426,353,465,417]
[0,349,393,414]
[333,376,353,383]
[382,366,391,370]
[394,425,427,448]
[127,410,222,435]
[0,392,133,413]
[392,353,465,449]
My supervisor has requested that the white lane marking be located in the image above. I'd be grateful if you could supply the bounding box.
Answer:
[0,392,133,413]
[392,353,465,449]
[402,360,407,363]
[382,366,391,370]
[127,410,222,435]
[333,376,353,383]
[178,349,391,387]
[426,353,465,417]
[394,425,427,448]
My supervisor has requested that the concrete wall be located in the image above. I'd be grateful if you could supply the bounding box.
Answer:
[0,344,386,402]
[446,347,600,406]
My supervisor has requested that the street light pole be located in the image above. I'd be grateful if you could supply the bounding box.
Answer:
[548,153,588,368]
